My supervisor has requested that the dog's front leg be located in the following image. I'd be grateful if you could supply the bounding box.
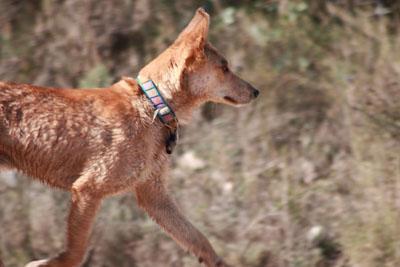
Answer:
[134,178,230,267]
[25,186,102,267]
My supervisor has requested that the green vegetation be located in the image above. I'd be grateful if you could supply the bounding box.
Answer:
[79,64,113,88]
[0,1,399,266]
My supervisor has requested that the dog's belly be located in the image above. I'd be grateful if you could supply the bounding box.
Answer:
[0,123,90,189]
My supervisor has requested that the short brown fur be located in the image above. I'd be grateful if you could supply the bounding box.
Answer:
[0,8,258,267]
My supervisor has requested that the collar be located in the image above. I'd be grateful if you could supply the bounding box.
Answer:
[136,77,179,154]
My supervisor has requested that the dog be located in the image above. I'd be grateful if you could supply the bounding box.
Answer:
[0,8,259,267]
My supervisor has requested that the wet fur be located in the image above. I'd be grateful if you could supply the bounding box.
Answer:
[0,8,258,267]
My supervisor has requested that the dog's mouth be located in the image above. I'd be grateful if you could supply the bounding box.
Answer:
[223,96,239,105]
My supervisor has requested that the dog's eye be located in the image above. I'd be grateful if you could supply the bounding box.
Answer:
[221,65,229,73]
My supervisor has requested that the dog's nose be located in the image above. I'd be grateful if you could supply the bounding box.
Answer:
[252,89,260,98]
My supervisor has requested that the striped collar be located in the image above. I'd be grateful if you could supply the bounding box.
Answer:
[136,77,179,154]
[136,78,177,125]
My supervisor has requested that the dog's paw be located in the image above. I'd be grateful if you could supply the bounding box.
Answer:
[24,259,51,267]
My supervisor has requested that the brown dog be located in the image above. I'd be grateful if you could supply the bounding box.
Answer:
[0,8,258,267]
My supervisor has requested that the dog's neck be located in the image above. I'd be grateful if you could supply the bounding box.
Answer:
[142,79,201,124]
[138,59,205,125]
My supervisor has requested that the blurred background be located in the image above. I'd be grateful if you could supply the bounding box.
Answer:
[0,0,399,266]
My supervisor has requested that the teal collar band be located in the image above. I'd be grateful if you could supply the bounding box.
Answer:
[136,77,177,125]
[136,77,179,154]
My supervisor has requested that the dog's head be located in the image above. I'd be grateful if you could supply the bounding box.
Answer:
[139,8,259,108]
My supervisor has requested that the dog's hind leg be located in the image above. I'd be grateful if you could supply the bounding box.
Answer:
[25,182,102,267]
[134,178,229,267]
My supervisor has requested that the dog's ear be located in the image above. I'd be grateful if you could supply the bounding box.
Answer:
[175,8,209,49]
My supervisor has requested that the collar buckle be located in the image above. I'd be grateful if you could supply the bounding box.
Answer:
[137,77,179,153]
